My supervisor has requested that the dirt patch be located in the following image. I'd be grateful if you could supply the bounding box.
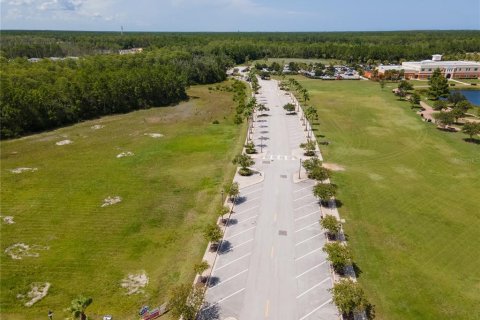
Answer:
[55,139,72,146]
[17,282,51,307]
[10,167,38,174]
[3,216,15,224]
[117,152,134,158]
[323,163,345,171]
[91,124,105,130]
[121,272,149,295]
[144,133,164,138]
[5,243,49,259]
[101,196,122,207]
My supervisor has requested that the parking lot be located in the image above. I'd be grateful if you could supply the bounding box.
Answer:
[201,78,338,319]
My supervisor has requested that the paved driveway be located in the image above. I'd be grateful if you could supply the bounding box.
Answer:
[201,78,338,320]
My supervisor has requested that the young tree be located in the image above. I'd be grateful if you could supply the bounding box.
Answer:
[300,140,316,156]
[398,80,413,92]
[330,279,374,320]
[433,111,455,128]
[232,153,255,176]
[302,156,322,173]
[408,92,420,108]
[447,91,466,107]
[379,79,386,90]
[323,242,353,274]
[168,284,205,320]
[217,205,230,225]
[69,296,93,320]
[193,260,210,283]
[308,165,330,181]
[224,182,240,202]
[257,104,269,115]
[462,122,480,140]
[433,100,448,111]
[320,215,341,239]
[245,141,256,154]
[313,183,337,204]
[456,100,472,112]
[428,68,449,99]
[283,103,296,114]
[450,107,465,123]
[203,223,223,247]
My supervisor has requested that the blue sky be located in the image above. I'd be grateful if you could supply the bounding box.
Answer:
[1,0,479,31]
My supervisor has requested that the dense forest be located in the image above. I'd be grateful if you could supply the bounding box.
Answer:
[1,30,480,138]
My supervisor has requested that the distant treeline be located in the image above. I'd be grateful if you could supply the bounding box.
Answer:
[1,30,480,63]
[0,50,231,138]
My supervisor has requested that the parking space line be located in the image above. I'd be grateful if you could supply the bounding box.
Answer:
[295,247,322,261]
[265,299,270,317]
[242,196,262,203]
[293,185,315,193]
[226,226,256,239]
[295,233,322,246]
[294,201,318,211]
[222,238,254,253]
[234,206,259,216]
[296,277,330,299]
[298,298,333,320]
[295,261,327,279]
[293,194,313,202]
[202,288,246,311]
[295,221,319,233]
[210,269,249,288]
[239,215,258,224]
[294,210,320,222]
[241,188,263,196]
[215,253,252,271]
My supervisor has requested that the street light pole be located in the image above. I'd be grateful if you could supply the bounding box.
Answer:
[298,158,302,179]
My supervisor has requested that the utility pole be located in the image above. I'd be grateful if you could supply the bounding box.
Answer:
[298,158,302,179]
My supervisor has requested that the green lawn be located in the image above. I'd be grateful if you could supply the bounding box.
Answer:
[0,83,246,319]
[297,78,480,319]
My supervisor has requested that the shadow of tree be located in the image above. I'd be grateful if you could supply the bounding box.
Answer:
[218,240,232,254]
[463,138,480,144]
[198,303,220,320]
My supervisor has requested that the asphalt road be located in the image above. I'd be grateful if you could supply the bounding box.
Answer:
[201,77,338,320]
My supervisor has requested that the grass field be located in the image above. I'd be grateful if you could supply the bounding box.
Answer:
[296,78,480,319]
[0,83,246,319]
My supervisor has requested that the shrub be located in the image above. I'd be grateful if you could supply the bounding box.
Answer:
[212,120,219,124]
[323,242,352,274]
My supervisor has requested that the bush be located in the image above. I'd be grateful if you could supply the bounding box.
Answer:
[239,168,253,176]
[323,242,352,274]
[212,120,219,124]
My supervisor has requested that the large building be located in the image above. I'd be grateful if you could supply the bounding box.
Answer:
[402,55,480,80]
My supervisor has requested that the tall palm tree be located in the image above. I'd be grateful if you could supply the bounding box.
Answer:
[69,296,93,320]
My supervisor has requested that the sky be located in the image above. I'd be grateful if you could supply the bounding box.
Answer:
[1,0,479,31]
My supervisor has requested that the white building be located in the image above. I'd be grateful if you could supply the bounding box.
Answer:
[402,55,480,79]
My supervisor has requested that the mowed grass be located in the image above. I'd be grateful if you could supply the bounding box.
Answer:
[0,83,246,319]
[298,78,480,319]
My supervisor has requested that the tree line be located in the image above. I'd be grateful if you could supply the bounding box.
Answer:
[1,30,479,63]
[0,50,232,138]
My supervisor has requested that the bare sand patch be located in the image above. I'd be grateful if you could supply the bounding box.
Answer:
[3,216,15,224]
[117,152,134,158]
[101,196,122,207]
[10,167,38,174]
[121,272,149,295]
[91,124,105,130]
[55,139,72,146]
[17,282,51,307]
[144,133,164,138]
[5,243,49,260]
[323,163,345,171]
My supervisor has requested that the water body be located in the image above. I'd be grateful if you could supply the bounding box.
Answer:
[452,90,480,106]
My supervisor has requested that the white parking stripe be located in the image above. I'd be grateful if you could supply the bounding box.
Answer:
[295,221,319,233]
[295,261,327,279]
[295,233,322,246]
[295,247,322,261]
[202,288,246,311]
[210,269,248,288]
[215,253,252,271]
[241,188,263,196]
[226,226,256,239]
[294,210,320,222]
[223,238,254,253]
[234,206,259,216]
[296,277,330,299]
[294,201,318,211]
[294,185,315,193]
[239,215,258,223]
[298,299,333,320]
[293,194,313,202]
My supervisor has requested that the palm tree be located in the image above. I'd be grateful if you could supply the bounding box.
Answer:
[69,296,93,320]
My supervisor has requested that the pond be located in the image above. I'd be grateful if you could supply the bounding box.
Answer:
[452,90,480,106]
